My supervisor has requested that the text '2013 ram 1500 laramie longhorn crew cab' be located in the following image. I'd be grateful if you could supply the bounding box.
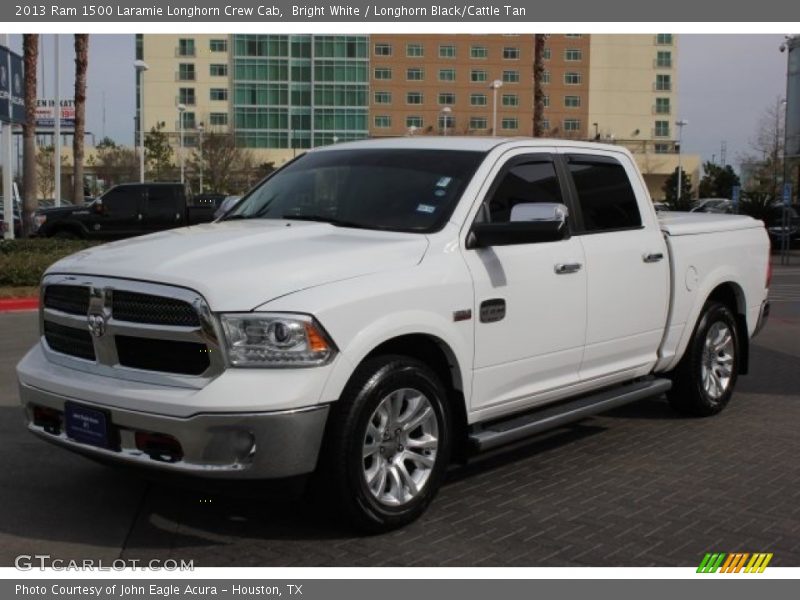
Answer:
[17,138,771,531]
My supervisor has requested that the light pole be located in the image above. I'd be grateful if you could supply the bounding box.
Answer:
[593,122,599,140]
[441,106,452,136]
[675,119,688,203]
[197,122,204,194]
[407,126,418,137]
[489,79,503,137]
[134,60,149,183]
[332,135,339,144]
[177,103,186,185]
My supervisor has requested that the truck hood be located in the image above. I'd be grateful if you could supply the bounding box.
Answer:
[658,212,763,236]
[46,220,429,311]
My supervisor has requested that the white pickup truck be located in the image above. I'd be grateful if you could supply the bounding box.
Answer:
[17,138,771,531]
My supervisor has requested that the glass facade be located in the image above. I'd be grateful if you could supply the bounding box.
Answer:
[233,34,369,149]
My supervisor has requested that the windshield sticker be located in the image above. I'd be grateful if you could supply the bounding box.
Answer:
[417,204,436,214]
[436,177,452,188]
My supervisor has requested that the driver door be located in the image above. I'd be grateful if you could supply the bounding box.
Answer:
[463,153,587,414]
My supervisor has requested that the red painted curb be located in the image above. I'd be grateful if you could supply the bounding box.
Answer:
[0,298,39,312]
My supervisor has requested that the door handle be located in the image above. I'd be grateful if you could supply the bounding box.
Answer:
[137,213,142,221]
[643,252,664,263]
[554,262,582,274]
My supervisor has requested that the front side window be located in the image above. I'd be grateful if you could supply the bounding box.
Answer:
[482,160,564,224]
[225,149,485,233]
[567,156,642,232]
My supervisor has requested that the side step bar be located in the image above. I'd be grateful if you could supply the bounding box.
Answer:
[468,377,672,452]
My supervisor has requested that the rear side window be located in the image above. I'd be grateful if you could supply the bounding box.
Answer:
[567,156,641,232]
[146,187,179,218]
[102,188,139,218]
[483,159,563,223]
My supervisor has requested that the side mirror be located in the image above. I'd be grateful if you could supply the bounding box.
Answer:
[92,200,105,215]
[467,203,569,248]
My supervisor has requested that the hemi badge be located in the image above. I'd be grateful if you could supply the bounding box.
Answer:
[453,309,472,322]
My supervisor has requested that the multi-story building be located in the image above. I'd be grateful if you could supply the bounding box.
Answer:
[137,33,698,198]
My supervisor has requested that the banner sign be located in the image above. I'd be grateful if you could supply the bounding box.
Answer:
[35,99,76,129]
[0,46,25,125]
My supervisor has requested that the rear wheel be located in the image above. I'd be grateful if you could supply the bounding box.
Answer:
[319,355,451,533]
[668,301,739,416]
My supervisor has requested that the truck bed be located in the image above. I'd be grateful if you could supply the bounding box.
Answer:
[658,212,762,236]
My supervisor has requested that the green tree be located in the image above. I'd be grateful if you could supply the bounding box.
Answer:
[738,191,775,223]
[663,167,693,210]
[72,34,89,203]
[87,141,138,190]
[698,162,740,199]
[144,122,175,180]
[22,34,39,235]
[532,34,547,137]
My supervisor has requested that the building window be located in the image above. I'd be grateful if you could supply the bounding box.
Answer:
[374,91,392,104]
[543,95,550,107]
[210,88,228,101]
[656,51,672,68]
[655,74,672,91]
[564,119,581,132]
[470,117,488,130]
[471,69,487,82]
[502,70,520,83]
[565,34,583,38]
[471,45,488,59]
[209,112,228,126]
[656,34,673,45]
[565,48,582,61]
[564,72,582,85]
[564,95,581,108]
[210,39,227,52]
[177,38,195,57]
[374,115,392,128]
[501,117,519,130]
[654,143,672,154]
[470,93,487,106]
[655,120,671,137]
[210,63,228,77]
[542,70,551,84]
[406,91,424,105]
[503,47,520,60]
[406,115,423,128]
[542,118,550,130]
[178,63,196,81]
[182,111,196,129]
[374,43,392,56]
[438,92,456,105]
[438,115,455,130]
[406,43,424,57]
[655,97,671,114]
[543,47,551,60]
[179,87,195,106]
[374,67,392,80]
[439,44,456,58]
[502,94,519,107]
[407,67,425,81]
[439,68,456,81]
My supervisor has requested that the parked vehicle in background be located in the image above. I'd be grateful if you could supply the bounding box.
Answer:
[214,195,242,219]
[0,204,22,238]
[18,138,771,532]
[766,204,800,248]
[652,202,669,213]
[691,198,733,214]
[33,183,217,239]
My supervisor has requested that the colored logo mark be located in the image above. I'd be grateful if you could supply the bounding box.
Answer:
[697,552,773,573]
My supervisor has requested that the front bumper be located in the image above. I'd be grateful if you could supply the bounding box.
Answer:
[19,382,329,479]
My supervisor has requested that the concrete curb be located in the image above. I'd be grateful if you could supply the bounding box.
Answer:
[0,298,39,312]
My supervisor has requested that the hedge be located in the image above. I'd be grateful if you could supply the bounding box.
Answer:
[0,239,100,287]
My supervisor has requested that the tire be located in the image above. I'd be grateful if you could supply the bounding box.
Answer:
[667,301,740,417]
[318,355,452,533]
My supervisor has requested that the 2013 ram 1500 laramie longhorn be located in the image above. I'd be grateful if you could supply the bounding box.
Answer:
[17,138,771,531]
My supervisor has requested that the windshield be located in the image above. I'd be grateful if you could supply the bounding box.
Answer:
[225,148,485,233]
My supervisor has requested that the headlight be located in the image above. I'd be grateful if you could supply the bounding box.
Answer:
[219,313,336,368]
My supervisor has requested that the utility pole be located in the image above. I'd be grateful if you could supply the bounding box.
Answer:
[1,33,14,240]
[53,34,61,206]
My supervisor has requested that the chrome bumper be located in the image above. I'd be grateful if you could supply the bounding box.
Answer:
[20,382,329,479]
[753,299,770,337]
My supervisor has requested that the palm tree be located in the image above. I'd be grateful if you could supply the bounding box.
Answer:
[532,34,546,137]
[72,34,88,204]
[21,34,38,236]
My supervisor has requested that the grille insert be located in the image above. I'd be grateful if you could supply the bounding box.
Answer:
[43,321,96,361]
[112,291,200,327]
[116,335,209,376]
[43,285,90,315]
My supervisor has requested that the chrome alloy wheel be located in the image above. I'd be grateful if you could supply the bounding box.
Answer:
[362,388,439,506]
[701,322,735,399]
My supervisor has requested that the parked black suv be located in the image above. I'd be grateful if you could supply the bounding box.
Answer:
[34,183,217,239]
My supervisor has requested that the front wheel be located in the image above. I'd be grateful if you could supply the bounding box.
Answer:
[667,301,740,416]
[319,355,452,533]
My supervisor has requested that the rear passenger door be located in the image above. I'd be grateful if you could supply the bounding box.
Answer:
[562,152,670,381]
[95,186,145,238]
[143,186,183,232]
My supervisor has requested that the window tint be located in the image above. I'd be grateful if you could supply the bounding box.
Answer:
[102,188,139,218]
[145,187,179,218]
[567,157,641,232]
[483,160,563,223]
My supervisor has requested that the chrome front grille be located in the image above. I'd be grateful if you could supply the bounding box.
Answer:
[40,275,225,388]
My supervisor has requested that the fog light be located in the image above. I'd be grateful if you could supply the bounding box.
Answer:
[232,431,256,461]
[33,406,61,435]
[135,431,184,463]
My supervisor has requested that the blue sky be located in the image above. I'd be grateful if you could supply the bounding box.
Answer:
[5,33,792,171]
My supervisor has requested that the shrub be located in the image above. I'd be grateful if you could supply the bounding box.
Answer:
[0,239,101,287]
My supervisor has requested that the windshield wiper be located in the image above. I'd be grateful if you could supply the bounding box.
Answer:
[281,214,370,229]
